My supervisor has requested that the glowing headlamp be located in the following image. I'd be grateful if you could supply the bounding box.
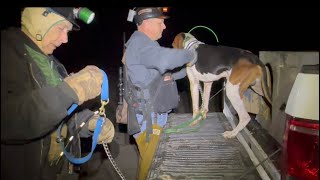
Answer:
[74,7,95,24]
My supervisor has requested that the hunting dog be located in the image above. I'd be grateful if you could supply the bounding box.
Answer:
[172,32,272,138]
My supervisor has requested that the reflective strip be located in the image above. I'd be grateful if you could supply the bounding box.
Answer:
[290,124,319,136]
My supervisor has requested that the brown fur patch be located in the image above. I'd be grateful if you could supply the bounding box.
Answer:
[172,32,185,49]
[229,59,263,98]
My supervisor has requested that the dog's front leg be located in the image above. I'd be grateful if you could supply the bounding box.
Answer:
[223,80,251,138]
[187,70,200,118]
[202,82,213,118]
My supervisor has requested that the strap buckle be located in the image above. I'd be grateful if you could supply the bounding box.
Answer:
[99,99,109,117]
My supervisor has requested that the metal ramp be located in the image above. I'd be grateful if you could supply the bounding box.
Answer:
[147,113,260,180]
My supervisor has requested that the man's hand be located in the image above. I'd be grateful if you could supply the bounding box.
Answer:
[64,65,103,105]
[186,50,198,67]
[88,114,115,144]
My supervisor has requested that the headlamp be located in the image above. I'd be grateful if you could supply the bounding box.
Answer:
[127,7,169,25]
[73,7,95,24]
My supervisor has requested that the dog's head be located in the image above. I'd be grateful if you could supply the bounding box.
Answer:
[172,32,197,49]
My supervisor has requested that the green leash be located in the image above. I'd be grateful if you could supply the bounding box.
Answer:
[188,25,219,43]
[164,112,206,134]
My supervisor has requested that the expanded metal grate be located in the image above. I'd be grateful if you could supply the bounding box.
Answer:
[148,113,259,180]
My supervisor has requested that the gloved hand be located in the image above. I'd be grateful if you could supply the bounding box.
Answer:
[64,65,103,105]
[88,114,115,144]
[186,50,198,67]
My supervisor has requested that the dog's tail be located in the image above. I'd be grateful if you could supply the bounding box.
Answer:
[257,59,272,107]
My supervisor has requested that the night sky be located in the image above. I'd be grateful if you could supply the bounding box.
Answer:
[60,7,319,72]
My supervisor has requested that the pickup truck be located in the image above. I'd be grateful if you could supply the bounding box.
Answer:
[113,51,318,180]
[282,64,319,180]
[146,51,319,180]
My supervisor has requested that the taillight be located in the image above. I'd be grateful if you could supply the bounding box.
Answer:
[282,65,319,180]
[282,115,319,180]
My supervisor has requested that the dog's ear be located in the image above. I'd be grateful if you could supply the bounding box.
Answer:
[181,33,185,40]
[178,32,186,49]
[173,32,185,49]
[184,33,192,43]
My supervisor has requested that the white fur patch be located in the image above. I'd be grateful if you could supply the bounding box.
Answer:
[187,66,229,82]
[224,80,251,138]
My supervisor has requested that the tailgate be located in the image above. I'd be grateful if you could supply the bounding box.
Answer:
[147,113,259,179]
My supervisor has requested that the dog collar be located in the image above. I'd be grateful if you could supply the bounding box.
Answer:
[184,39,204,50]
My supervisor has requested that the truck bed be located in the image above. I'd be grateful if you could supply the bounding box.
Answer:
[148,112,260,179]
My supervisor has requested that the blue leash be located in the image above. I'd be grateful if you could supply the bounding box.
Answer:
[58,69,109,165]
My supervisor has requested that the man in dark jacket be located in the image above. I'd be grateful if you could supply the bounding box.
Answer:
[1,7,115,180]
[124,7,197,180]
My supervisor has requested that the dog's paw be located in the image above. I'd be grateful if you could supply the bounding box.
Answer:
[192,112,199,118]
[222,130,237,139]
[201,109,208,119]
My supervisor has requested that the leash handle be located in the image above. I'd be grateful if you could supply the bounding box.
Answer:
[100,69,109,101]
[61,69,109,164]
[58,116,104,164]
[67,104,78,116]
[67,69,109,115]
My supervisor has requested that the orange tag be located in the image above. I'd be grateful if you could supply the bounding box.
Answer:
[163,75,172,81]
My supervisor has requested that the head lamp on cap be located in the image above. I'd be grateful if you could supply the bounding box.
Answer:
[48,7,95,30]
[127,7,169,25]
[21,7,95,41]
[73,7,95,24]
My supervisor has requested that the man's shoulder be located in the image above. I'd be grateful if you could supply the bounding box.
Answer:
[127,31,156,48]
[1,28,27,54]
[2,27,30,47]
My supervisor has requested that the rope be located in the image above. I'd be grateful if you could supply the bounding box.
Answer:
[209,85,225,101]
[237,148,281,180]
[164,85,224,135]
[164,113,204,134]
[188,25,219,43]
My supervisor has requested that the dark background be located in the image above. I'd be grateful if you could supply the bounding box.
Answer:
[60,8,319,71]
[2,7,319,115]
